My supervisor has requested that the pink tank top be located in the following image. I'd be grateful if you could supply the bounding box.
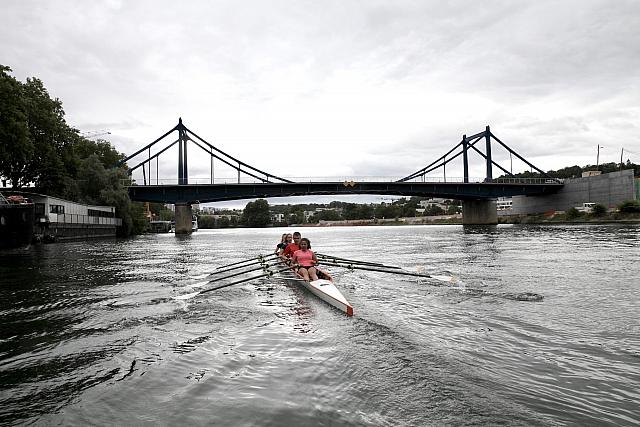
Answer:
[293,249,315,267]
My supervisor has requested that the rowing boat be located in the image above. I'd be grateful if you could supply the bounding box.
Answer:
[278,260,354,316]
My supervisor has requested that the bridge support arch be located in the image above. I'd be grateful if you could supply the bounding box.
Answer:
[462,199,498,225]
[175,203,193,234]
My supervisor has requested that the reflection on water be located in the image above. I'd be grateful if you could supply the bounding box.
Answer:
[1,224,639,426]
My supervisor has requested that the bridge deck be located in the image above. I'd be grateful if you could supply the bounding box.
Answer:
[128,181,563,204]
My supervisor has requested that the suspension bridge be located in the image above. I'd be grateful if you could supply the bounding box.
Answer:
[117,118,563,231]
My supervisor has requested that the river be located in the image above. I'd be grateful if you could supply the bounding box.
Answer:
[1,224,638,426]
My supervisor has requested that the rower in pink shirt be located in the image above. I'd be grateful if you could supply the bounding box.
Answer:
[291,237,319,281]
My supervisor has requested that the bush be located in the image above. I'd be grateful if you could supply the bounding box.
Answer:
[591,203,607,216]
[565,207,582,220]
[618,200,640,213]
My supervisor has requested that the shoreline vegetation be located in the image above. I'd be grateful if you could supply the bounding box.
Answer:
[291,212,640,227]
[197,198,640,229]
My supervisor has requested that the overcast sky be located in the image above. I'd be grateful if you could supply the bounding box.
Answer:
[2,0,639,207]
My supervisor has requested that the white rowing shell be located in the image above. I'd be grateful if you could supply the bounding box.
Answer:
[281,266,354,316]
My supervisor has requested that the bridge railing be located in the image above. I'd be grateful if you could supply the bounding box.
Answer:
[121,176,564,186]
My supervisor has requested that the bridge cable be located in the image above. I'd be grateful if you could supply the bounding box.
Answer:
[489,132,552,178]
[398,140,463,182]
[468,144,514,177]
[398,133,484,182]
[127,139,180,174]
[400,134,484,181]
[186,128,293,183]
[114,125,178,168]
[189,138,270,183]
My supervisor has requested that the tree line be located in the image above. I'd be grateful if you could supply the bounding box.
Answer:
[502,161,639,179]
[0,65,146,235]
[197,197,462,228]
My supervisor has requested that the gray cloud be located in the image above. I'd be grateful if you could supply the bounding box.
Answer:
[2,0,639,186]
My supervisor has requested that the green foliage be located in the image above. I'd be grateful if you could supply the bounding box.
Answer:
[618,200,640,213]
[197,214,235,229]
[242,199,271,227]
[311,209,342,222]
[591,203,607,216]
[374,204,400,219]
[422,204,444,216]
[499,161,639,180]
[565,207,582,220]
[0,66,32,187]
[446,204,461,214]
[197,215,216,229]
[218,216,231,228]
[78,155,109,204]
[0,65,141,235]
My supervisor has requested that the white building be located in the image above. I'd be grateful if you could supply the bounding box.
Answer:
[496,198,513,211]
[271,213,285,223]
[20,192,121,241]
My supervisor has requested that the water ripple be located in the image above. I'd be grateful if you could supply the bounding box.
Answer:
[1,224,638,426]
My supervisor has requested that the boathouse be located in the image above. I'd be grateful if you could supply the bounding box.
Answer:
[19,193,122,241]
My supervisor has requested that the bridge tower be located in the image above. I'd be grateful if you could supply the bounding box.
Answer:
[117,117,291,234]
[175,118,193,234]
[460,125,497,224]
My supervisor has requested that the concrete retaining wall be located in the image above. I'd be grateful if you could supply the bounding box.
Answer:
[512,170,635,214]
[39,223,117,241]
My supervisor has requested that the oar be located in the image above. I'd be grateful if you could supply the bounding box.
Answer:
[207,259,283,283]
[215,253,277,270]
[317,260,454,282]
[316,253,401,269]
[173,266,297,299]
[212,257,280,275]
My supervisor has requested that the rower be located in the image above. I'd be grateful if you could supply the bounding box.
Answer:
[291,238,319,281]
[274,233,292,254]
[281,231,301,261]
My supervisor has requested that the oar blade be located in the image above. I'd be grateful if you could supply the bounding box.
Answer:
[430,275,455,283]
[172,291,201,300]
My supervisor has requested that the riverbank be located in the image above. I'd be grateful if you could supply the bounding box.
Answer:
[296,212,640,226]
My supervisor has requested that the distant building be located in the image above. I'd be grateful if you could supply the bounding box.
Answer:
[419,198,449,210]
[271,213,285,223]
[496,198,513,211]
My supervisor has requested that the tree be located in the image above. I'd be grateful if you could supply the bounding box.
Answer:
[0,65,32,187]
[358,204,374,219]
[446,204,461,215]
[21,77,72,193]
[314,209,342,222]
[618,200,640,213]
[401,204,416,217]
[0,66,145,235]
[242,199,271,227]
[217,216,230,228]
[342,203,360,220]
[565,207,582,220]
[287,209,304,225]
[197,215,215,229]
[591,203,607,216]
[424,204,445,216]
[77,155,109,204]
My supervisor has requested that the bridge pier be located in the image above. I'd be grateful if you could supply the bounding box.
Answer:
[174,203,193,234]
[462,200,498,225]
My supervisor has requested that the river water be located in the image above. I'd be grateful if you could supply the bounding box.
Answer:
[0,224,638,426]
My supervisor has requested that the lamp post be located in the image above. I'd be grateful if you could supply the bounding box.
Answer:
[596,144,604,168]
